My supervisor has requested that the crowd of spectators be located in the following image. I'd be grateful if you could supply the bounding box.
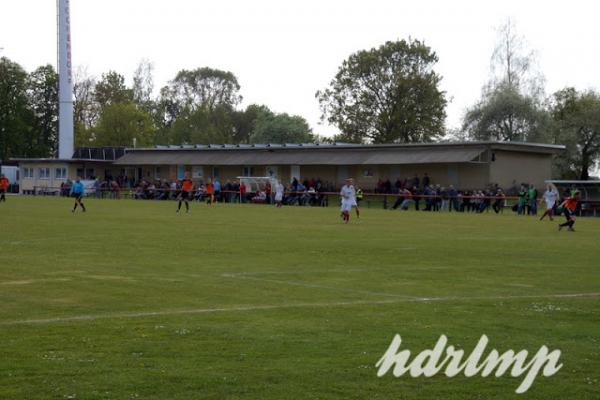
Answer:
[389,184,509,213]
[57,172,549,214]
[379,174,543,214]
[105,176,337,207]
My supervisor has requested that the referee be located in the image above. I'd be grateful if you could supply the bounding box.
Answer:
[71,177,86,213]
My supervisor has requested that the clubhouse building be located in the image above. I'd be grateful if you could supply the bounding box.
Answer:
[14,141,563,193]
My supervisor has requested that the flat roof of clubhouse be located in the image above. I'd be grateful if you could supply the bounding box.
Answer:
[113,141,563,166]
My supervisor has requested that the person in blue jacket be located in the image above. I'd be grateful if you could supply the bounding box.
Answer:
[70,176,87,213]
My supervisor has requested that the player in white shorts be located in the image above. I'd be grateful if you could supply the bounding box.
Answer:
[351,183,360,219]
[274,181,285,208]
[540,184,559,221]
[340,178,356,223]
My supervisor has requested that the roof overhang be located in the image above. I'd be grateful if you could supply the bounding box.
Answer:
[489,142,564,155]
[128,141,565,153]
[114,147,487,166]
[546,180,600,185]
[11,158,114,164]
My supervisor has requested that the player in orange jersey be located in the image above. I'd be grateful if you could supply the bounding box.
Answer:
[0,174,9,203]
[177,172,194,213]
[558,190,581,232]
[205,179,215,205]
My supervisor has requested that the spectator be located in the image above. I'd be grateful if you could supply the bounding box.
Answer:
[479,190,491,213]
[448,185,459,212]
[94,178,102,198]
[396,188,414,210]
[376,179,385,193]
[224,180,233,203]
[492,189,506,214]
[528,185,538,215]
[170,180,177,200]
[110,180,120,199]
[213,178,221,202]
[411,186,421,211]
[412,174,420,189]
[440,186,449,211]
[391,189,405,210]
[463,191,473,212]
[394,179,402,193]
[265,181,272,204]
[194,184,207,201]
[240,181,247,203]
[423,185,435,211]
[433,185,442,211]
[517,185,527,215]
[232,180,240,202]
[384,179,392,194]
[422,173,430,189]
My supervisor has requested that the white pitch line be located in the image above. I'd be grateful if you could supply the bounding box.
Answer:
[0,299,399,326]
[2,292,599,326]
[0,278,72,285]
[221,274,415,298]
[0,238,52,245]
[222,268,369,276]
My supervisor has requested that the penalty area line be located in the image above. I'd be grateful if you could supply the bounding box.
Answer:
[1,292,599,326]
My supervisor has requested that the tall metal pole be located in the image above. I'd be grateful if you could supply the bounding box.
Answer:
[57,0,74,159]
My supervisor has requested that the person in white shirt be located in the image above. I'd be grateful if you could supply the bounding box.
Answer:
[170,181,177,200]
[540,184,559,221]
[274,181,285,208]
[350,181,361,219]
[340,178,356,223]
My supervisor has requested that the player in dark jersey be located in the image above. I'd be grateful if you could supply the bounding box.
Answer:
[177,173,194,213]
[558,190,581,232]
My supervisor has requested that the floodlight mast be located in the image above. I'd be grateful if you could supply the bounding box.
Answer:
[57,0,74,159]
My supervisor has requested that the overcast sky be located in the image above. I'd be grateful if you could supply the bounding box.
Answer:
[1,0,598,138]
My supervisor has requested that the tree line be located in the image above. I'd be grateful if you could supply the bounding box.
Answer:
[0,60,316,162]
[1,19,598,179]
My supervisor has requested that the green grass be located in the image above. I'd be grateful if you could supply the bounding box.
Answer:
[0,196,599,399]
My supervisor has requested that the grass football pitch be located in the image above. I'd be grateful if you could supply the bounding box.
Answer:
[0,196,599,399]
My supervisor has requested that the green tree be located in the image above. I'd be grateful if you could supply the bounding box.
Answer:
[462,83,549,142]
[27,65,58,157]
[550,88,600,180]
[231,104,271,144]
[316,39,447,143]
[95,71,133,108]
[250,112,314,144]
[169,104,235,145]
[167,67,242,112]
[153,85,182,145]
[93,103,155,147]
[158,67,243,145]
[0,57,33,161]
